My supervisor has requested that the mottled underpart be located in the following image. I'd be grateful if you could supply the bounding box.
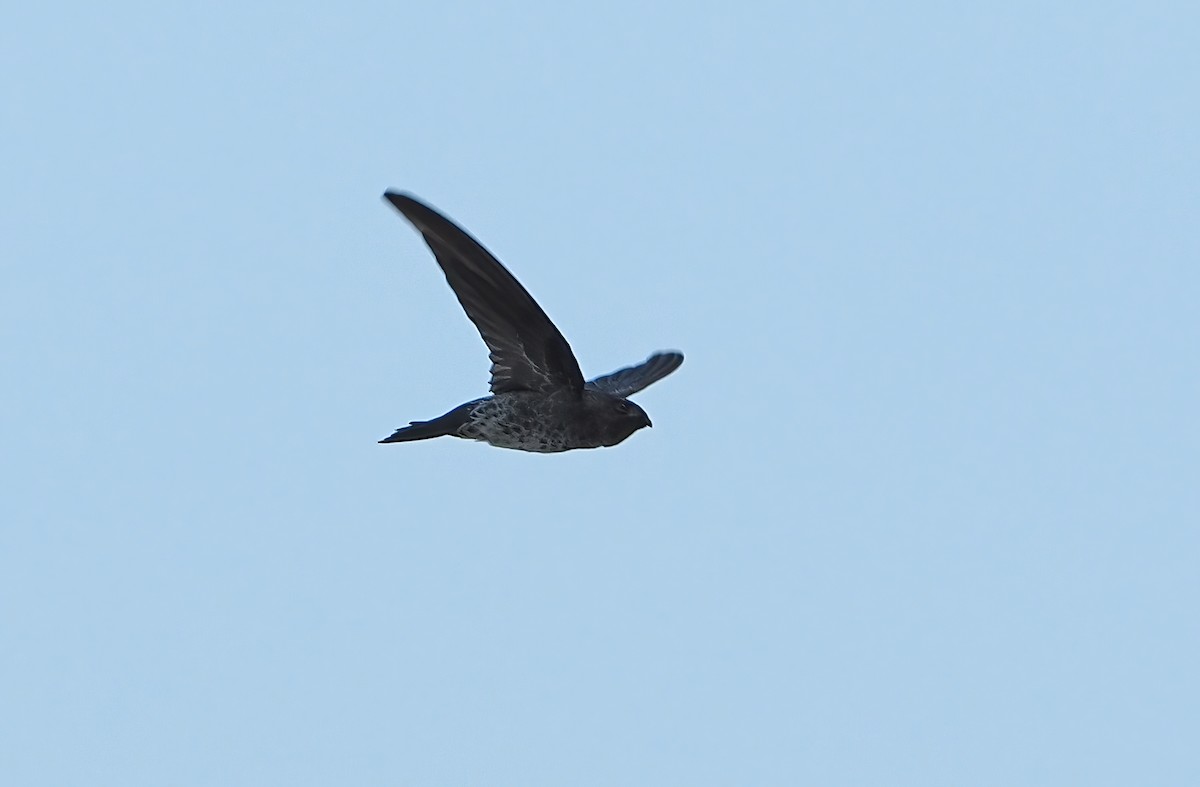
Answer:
[458,394,577,453]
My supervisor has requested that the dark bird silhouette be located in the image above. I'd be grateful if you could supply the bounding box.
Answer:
[379,192,683,452]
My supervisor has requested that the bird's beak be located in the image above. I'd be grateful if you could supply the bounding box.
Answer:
[644,414,653,428]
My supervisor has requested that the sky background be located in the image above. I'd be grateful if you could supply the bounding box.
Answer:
[3,2,1198,785]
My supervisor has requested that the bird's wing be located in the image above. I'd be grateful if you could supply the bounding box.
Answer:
[585,352,683,398]
[384,192,584,395]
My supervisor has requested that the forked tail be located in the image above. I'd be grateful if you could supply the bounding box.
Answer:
[378,402,474,444]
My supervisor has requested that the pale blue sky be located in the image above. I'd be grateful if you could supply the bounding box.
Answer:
[3,2,1197,785]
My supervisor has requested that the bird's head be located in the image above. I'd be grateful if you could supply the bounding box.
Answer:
[595,394,652,446]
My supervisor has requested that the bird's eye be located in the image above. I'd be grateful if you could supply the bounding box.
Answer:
[616,401,629,413]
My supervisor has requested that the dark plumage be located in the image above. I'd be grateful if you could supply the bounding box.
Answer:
[378,192,683,452]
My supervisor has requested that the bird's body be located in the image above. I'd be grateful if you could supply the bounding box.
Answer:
[386,389,653,453]
[378,192,682,452]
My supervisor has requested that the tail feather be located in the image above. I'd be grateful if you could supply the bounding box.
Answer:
[378,402,474,444]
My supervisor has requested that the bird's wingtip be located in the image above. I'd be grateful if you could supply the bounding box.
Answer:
[653,350,685,366]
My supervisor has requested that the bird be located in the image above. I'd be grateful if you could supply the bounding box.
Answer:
[378,191,683,453]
